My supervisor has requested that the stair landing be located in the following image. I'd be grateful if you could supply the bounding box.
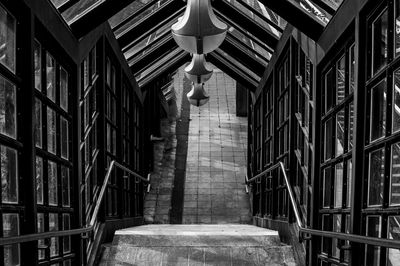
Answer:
[100,224,296,265]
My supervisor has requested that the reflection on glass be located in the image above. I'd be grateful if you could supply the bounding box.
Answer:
[48,161,58,206]
[391,143,400,205]
[0,74,16,139]
[1,145,18,203]
[0,6,16,73]
[60,67,68,111]
[37,213,45,260]
[325,69,334,112]
[324,118,333,161]
[344,214,351,262]
[395,1,400,57]
[47,108,57,154]
[393,69,400,132]
[35,99,42,148]
[61,117,69,159]
[388,216,400,265]
[346,159,352,207]
[2,213,19,266]
[49,213,59,257]
[63,213,71,253]
[83,57,89,90]
[336,55,345,103]
[36,156,43,204]
[371,9,388,75]
[349,44,355,94]
[332,214,341,259]
[366,216,381,266]
[61,166,70,207]
[323,167,331,208]
[368,149,385,206]
[334,163,343,208]
[46,53,56,101]
[370,79,387,141]
[336,109,345,156]
[34,41,41,91]
[348,102,354,149]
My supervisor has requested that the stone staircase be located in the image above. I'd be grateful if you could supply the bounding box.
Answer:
[99,224,296,265]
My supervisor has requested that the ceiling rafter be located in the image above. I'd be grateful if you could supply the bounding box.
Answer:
[69,0,136,38]
[257,0,325,40]
[213,0,279,50]
[116,0,185,49]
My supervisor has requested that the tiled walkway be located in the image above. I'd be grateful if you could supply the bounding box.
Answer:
[182,70,251,224]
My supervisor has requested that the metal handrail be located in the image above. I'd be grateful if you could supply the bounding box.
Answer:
[246,162,400,250]
[0,160,150,246]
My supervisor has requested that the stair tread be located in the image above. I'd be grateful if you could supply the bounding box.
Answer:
[116,224,279,236]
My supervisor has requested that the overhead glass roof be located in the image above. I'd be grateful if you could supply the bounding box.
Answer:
[49,0,345,88]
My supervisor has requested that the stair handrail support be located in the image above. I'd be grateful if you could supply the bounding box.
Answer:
[0,160,150,246]
[246,161,400,250]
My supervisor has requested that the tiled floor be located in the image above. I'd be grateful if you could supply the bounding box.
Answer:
[182,70,251,224]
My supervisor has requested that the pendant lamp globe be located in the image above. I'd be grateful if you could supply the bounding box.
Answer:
[187,83,209,107]
[171,0,227,54]
[184,54,213,83]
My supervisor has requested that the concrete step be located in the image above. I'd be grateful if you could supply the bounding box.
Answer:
[100,224,296,265]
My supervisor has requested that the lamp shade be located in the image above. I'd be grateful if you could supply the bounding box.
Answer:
[187,83,209,107]
[171,0,227,54]
[184,54,213,83]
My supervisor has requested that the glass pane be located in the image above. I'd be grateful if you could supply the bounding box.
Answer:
[324,118,333,161]
[37,213,45,260]
[332,214,341,259]
[393,69,400,132]
[47,108,57,154]
[61,166,70,207]
[34,41,41,91]
[0,74,16,138]
[325,69,335,112]
[391,143,400,205]
[323,167,331,208]
[322,215,331,254]
[49,213,59,257]
[346,159,352,207]
[2,213,19,266]
[334,163,343,208]
[336,109,345,156]
[91,47,96,78]
[60,67,68,111]
[372,9,388,75]
[388,216,400,265]
[1,145,18,203]
[395,1,400,57]
[48,161,58,206]
[36,156,43,204]
[348,102,354,150]
[83,57,89,90]
[62,0,102,23]
[35,99,42,148]
[0,6,16,73]
[349,44,355,94]
[62,213,71,253]
[370,79,387,141]
[366,216,381,265]
[61,117,69,159]
[46,53,56,101]
[368,148,385,206]
[336,55,345,103]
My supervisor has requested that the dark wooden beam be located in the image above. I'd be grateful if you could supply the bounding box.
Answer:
[69,0,136,38]
[138,51,190,88]
[129,36,177,74]
[117,0,185,49]
[257,0,325,41]
[213,0,279,50]
[208,51,258,92]
[220,35,267,77]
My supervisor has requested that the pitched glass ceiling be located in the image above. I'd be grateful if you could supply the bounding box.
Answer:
[49,0,345,86]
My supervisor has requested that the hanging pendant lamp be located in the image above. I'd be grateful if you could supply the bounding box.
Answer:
[171,0,227,54]
[185,54,213,83]
[187,83,209,107]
